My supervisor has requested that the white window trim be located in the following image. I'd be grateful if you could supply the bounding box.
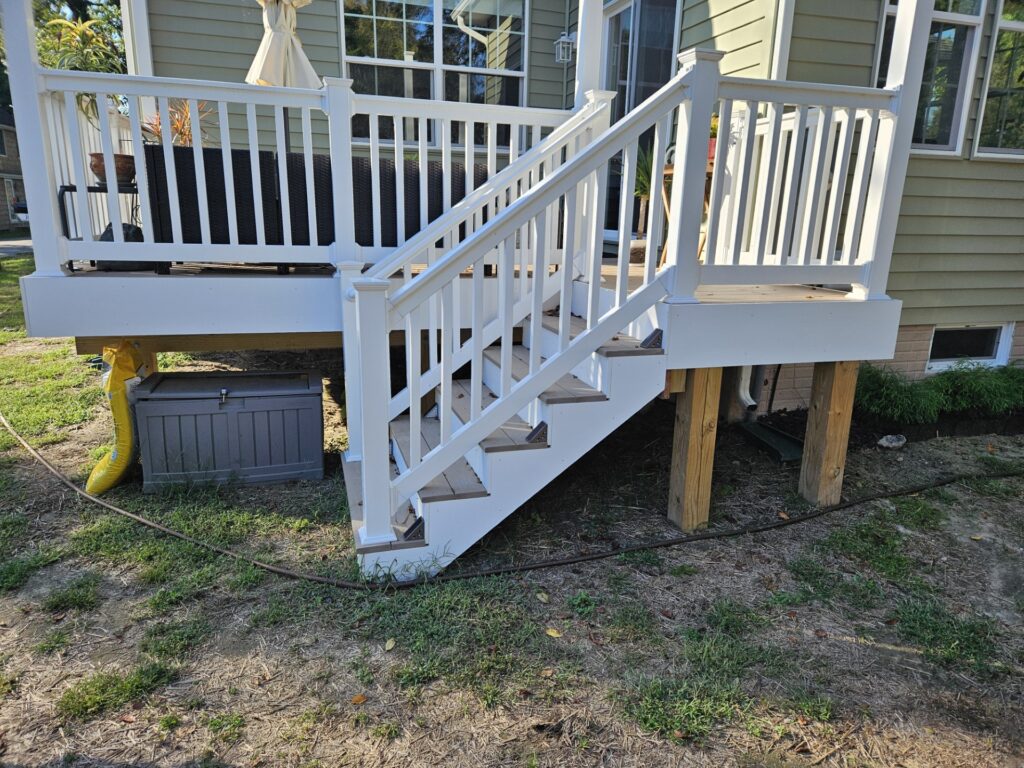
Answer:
[926,321,1015,372]
[877,1,988,158]
[339,0,531,106]
[973,0,1024,159]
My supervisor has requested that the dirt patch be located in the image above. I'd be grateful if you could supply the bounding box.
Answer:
[1,347,1023,766]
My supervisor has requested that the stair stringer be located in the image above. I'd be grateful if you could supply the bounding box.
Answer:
[358,351,667,581]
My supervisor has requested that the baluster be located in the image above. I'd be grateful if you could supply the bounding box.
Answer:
[470,260,484,419]
[643,115,670,283]
[439,279,455,443]
[368,113,382,248]
[728,101,758,264]
[559,186,577,351]
[798,105,835,265]
[764,112,790,262]
[217,101,239,245]
[441,118,453,216]
[499,235,515,398]
[704,98,732,265]
[418,117,428,231]
[615,143,637,306]
[188,98,211,245]
[586,166,608,328]
[245,102,265,246]
[302,107,317,246]
[531,124,541,152]
[94,94,124,243]
[822,107,856,265]
[394,115,406,246]
[464,119,474,210]
[752,102,783,265]
[128,95,155,242]
[406,311,421,466]
[529,209,548,378]
[842,111,879,265]
[510,124,520,163]
[778,105,809,264]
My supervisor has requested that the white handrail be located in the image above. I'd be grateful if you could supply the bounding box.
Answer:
[718,77,899,112]
[388,68,693,316]
[351,92,570,126]
[365,95,610,280]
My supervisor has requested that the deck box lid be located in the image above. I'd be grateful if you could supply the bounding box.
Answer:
[136,370,322,400]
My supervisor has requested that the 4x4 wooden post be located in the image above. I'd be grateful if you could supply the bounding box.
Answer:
[798,361,860,506]
[668,367,723,531]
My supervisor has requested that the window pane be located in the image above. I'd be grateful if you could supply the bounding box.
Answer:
[443,70,520,105]
[934,0,981,14]
[345,1,434,62]
[345,15,375,57]
[916,21,971,146]
[443,0,523,71]
[980,29,1024,150]
[930,328,1001,361]
[350,63,432,98]
[375,18,405,58]
[1004,0,1024,20]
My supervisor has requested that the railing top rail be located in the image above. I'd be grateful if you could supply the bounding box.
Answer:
[364,98,609,281]
[350,92,570,125]
[718,76,899,112]
[387,68,693,316]
[39,68,325,109]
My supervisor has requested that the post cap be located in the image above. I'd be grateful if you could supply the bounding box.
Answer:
[584,89,618,105]
[351,277,391,293]
[677,48,725,69]
[321,76,355,89]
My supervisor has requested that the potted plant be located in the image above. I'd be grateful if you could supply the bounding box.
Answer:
[634,143,654,241]
[38,18,134,184]
[708,114,719,161]
[141,100,211,147]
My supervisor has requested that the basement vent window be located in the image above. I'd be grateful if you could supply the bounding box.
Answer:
[927,324,1013,372]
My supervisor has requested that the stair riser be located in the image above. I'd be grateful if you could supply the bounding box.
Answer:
[479,353,599,426]
[569,281,660,343]
[361,353,667,580]
[520,318,610,391]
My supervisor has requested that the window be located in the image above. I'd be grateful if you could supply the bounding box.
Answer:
[342,0,526,105]
[977,0,1024,154]
[0,130,6,157]
[876,0,986,152]
[927,323,1014,371]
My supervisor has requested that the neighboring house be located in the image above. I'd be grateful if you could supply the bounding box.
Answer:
[0,108,29,232]
[0,0,980,576]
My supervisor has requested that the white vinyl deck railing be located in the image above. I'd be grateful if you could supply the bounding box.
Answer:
[346,40,918,546]
[34,69,571,267]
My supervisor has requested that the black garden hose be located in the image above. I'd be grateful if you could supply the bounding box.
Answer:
[2,409,1021,591]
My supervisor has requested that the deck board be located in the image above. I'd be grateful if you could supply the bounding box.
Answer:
[538,313,663,356]
[390,416,489,503]
[449,379,548,452]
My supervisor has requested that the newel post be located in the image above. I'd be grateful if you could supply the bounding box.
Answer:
[339,263,365,460]
[323,77,357,256]
[1,0,66,277]
[855,0,931,299]
[352,278,398,548]
[663,49,723,303]
[573,0,605,110]
[580,89,616,283]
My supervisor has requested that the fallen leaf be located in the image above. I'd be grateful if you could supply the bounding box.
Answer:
[672,729,685,740]
[119,714,136,724]
[384,638,396,652]
[814,629,828,639]
[351,694,368,706]
[545,627,562,638]
[540,668,555,678]
[660,609,675,619]
[536,592,550,604]
[987,443,997,454]
[970,535,983,541]
[777,510,790,520]
[786,610,798,619]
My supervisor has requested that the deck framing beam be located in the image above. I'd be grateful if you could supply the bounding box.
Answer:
[798,360,859,506]
[667,366,722,531]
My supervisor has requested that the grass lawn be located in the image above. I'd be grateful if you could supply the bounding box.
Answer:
[0,251,1022,766]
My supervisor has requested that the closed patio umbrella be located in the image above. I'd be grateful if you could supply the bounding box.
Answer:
[245,0,320,150]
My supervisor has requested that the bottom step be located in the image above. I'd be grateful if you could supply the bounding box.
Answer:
[340,451,425,555]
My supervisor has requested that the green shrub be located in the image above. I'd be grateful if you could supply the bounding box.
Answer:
[856,361,1024,425]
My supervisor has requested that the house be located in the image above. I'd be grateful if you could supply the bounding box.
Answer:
[0,108,29,233]
[2,0,957,577]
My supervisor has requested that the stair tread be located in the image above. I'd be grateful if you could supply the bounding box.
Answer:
[340,452,424,555]
[390,415,489,503]
[483,345,608,404]
[539,313,663,357]
[450,379,548,452]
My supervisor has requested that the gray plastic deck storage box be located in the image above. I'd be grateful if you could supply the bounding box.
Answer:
[135,371,323,492]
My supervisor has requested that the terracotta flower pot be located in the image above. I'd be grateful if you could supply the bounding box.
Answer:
[707,137,717,160]
[89,152,136,185]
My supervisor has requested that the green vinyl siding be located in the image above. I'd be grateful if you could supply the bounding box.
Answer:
[528,0,573,109]
[680,0,776,78]
[786,0,1024,326]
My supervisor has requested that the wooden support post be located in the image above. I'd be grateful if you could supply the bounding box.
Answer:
[661,368,687,399]
[668,367,722,531]
[798,361,859,506]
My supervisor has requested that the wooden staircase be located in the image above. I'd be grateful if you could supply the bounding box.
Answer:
[343,298,667,579]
